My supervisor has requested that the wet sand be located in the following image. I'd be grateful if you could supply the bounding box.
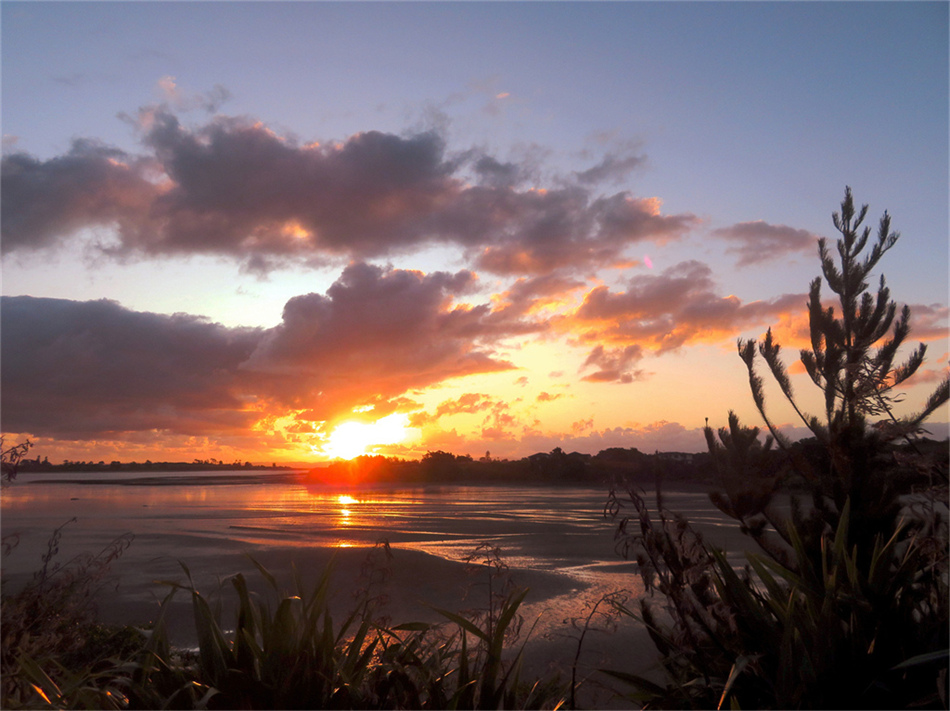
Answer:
[86,541,657,708]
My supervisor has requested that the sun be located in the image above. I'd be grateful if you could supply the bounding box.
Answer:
[323,413,411,460]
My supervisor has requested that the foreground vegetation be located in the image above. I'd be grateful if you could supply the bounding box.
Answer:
[2,537,572,709]
[2,188,948,708]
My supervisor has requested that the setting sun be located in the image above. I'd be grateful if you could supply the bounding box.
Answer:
[323,413,412,460]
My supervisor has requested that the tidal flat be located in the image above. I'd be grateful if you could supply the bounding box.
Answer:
[1,470,745,705]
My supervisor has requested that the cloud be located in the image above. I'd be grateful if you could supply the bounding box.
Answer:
[52,73,88,87]
[580,344,645,384]
[409,392,500,427]
[0,139,157,252]
[408,418,714,458]
[712,220,818,266]
[473,191,698,275]
[2,263,540,441]
[903,303,950,342]
[904,365,950,386]
[574,151,646,185]
[409,392,516,437]
[1,108,699,275]
[238,262,539,422]
[492,273,587,319]
[510,420,710,457]
[471,153,523,188]
[571,417,594,433]
[0,296,262,438]
[569,259,805,353]
[155,76,231,113]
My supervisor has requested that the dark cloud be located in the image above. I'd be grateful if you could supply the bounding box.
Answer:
[2,109,699,275]
[0,296,262,438]
[570,259,805,353]
[472,154,523,188]
[0,139,156,252]
[2,263,541,441]
[712,220,818,266]
[137,111,457,259]
[471,190,698,275]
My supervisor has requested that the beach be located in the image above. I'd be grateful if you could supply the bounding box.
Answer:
[2,471,740,706]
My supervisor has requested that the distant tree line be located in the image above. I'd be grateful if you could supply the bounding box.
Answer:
[10,438,946,488]
[313,438,946,488]
[14,457,286,473]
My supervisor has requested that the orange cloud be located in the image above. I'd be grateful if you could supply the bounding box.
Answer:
[554,260,805,381]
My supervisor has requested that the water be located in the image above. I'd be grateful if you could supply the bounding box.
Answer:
[1,470,740,653]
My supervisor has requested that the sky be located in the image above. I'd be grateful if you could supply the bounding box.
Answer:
[2,1,948,466]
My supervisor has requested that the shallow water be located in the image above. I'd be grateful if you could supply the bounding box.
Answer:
[1,470,742,680]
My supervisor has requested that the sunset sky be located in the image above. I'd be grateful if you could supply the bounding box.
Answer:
[2,1,947,466]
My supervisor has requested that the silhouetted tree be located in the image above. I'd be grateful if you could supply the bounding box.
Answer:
[708,187,948,560]
[610,188,949,709]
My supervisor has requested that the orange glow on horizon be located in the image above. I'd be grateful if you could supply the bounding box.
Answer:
[322,413,413,460]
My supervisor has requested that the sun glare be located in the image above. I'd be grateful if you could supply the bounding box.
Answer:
[323,413,411,460]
